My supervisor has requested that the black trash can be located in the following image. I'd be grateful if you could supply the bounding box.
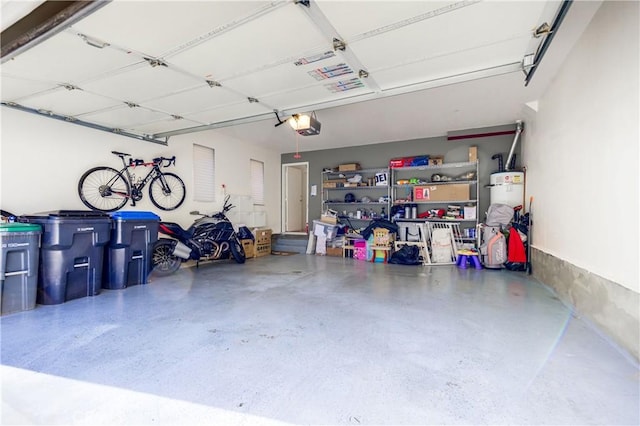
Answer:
[0,223,42,315]
[19,210,111,305]
[104,211,159,289]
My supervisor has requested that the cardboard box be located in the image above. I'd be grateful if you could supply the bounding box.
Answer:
[463,205,477,220]
[389,157,415,168]
[255,242,271,257]
[241,239,255,259]
[413,183,470,201]
[323,182,343,188]
[429,156,444,166]
[321,214,338,225]
[338,163,361,172]
[325,246,343,257]
[254,228,272,245]
[468,146,478,162]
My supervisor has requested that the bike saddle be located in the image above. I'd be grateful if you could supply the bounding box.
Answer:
[111,150,130,157]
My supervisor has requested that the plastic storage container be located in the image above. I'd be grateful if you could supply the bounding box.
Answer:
[19,210,111,305]
[104,211,159,289]
[0,223,42,315]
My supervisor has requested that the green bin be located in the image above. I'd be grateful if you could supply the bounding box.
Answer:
[0,223,42,315]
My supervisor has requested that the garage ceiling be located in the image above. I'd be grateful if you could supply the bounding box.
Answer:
[1,0,593,152]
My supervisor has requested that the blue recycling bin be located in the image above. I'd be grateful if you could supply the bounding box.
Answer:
[104,211,160,289]
[0,223,42,315]
[19,210,111,305]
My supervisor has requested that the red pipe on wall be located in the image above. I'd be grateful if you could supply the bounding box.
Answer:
[447,130,516,141]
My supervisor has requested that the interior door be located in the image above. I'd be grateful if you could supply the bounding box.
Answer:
[286,166,303,232]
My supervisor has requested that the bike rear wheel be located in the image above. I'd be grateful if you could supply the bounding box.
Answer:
[78,166,130,212]
[230,236,246,264]
[149,172,186,211]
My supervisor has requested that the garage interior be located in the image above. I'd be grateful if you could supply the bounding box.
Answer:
[1,1,638,425]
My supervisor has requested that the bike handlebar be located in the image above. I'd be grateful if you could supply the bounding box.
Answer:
[125,155,176,168]
[153,156,176,168]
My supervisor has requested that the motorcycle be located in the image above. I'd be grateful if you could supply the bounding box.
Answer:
[152,195,246,275]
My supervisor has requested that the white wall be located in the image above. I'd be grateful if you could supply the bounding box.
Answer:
[0,107,281,232]
[523,1,639,292]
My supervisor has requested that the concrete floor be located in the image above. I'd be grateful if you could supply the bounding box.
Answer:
[1,255,638,425]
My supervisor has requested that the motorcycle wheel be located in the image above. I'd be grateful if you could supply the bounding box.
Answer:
[152,239,182,275]
[230,237,246,264]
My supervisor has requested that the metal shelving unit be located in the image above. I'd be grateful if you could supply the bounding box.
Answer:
[322,167,391,225]
[391,161,480,258]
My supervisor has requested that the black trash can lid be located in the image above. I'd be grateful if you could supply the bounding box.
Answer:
[21,210,110,219]
[49,210,110,218]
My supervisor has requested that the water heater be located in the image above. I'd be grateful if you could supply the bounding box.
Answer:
[490,172,524,207]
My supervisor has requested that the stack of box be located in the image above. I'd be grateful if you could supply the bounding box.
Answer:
[254,228,272,257]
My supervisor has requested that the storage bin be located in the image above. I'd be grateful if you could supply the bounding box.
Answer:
[19,210,110,305]
[0,223,41,315]
[104,211,159,289]
[313,220,338,240]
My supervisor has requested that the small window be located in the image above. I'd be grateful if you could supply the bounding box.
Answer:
[250,159,264,205]
[193,144,215,202]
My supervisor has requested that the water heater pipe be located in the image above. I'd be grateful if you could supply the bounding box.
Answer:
[505,121,524,171]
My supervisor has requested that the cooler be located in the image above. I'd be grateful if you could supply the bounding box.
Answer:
[19,210,111,305]
[104,211,159,289]
[0,223,42,315]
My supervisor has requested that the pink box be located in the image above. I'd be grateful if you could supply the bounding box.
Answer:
[353,239,367,260]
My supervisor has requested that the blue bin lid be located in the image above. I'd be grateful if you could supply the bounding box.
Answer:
[110,211,160,220]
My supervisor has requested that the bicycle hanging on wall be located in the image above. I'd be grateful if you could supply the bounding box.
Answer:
[78,150,186,212]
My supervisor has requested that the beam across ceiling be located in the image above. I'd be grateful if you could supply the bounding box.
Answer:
[1,0,109,61]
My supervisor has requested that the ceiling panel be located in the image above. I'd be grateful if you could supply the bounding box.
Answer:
[70,1,269,58]
[184,101,274,125]
[0,75,57,101]
[81,65,204,104]
[79,106,171,128]
[372,37,529,90]
[222,55,365,103]
[0,30,142,84]
[317,1,458,37]
[141,86,246,116]
[168,3,328,81]
[14,87,122,117]
[348,1,551,73]
[258,82,373,114]
[132,117,206,135]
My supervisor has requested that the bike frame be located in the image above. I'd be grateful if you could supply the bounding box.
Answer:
[111,156,169,199]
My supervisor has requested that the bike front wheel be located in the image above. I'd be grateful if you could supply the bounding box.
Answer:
[149,172,186,211]
[78,166,130,212]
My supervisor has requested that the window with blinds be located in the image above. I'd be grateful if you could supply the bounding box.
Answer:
[193,144,215,202]
[250,159,264,205]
